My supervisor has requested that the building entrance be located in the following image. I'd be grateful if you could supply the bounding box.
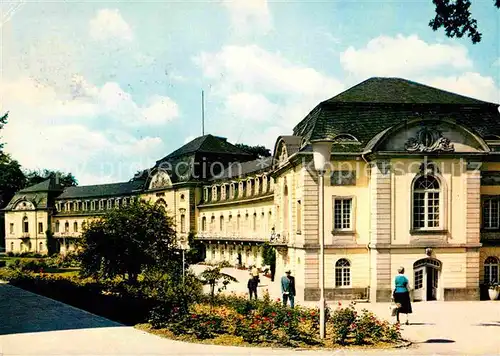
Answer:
[413,258,441,301]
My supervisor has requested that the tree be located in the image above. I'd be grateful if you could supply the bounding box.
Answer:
[185,232,206,264]
[24,169,78,188]
[0,154,26,209]
[235,143,272,158]
[0,113,26,209]
[429,0,500,44]
[199,263,238,299]
[77,200,178,284]
[0,112,8,150]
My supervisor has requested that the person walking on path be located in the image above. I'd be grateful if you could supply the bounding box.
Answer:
[281,270,296,308]
[393,266,412,325]
[251,265,260,285]
[247,273,258,300]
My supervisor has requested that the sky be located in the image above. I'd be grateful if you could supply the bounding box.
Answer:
[1,0,499,185]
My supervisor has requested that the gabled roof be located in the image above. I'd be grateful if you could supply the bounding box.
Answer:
[19,178,63,193]
[324,77,495,105]
[57,179,145,199]
[158,134,254,162]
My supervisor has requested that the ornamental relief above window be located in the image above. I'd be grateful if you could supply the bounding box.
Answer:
[404,127,454,153]
[149,171,172,190]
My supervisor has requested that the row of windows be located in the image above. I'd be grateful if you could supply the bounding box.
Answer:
[9,241,44,252]
[203,176,273,203]
[201,211,273,233]
[56,196,137,213]
[9,219,44,235]
[54,220,87,233]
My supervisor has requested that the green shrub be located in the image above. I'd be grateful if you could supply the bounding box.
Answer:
[330,302,357,345]
[329,303,401,346]
[7,259,48,272]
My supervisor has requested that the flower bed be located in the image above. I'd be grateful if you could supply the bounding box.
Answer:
[147,292,403,348]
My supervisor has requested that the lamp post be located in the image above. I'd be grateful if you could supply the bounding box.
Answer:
[311,139,333,339]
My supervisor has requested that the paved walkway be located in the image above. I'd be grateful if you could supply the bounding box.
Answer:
[0,276,499,355]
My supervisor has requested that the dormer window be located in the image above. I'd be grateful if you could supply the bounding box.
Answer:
[255,177,260,195]
[239,181,245,198]
[212,186,218,201]
[221,184,227,200]
[247,179,253,197]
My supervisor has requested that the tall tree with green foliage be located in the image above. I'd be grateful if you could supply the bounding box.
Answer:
[234,143,272,158]
[0,112,26,209]
[429,0,500,43]
[77,200,178,284]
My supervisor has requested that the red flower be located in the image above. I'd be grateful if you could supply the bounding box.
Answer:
[338,301,342,306]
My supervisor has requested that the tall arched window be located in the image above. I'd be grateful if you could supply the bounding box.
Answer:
[73,222,78,232]
[65,221,69,233]
[202,217,207,232]
[220,215,224,232]
[484,256,499,284]
[413,175,440,229]
[181,214,186,233]
[335,258,351,287]
[22,217,29,233]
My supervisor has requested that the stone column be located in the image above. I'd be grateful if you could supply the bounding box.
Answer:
[465,163,481,299]
[369,160,392,302]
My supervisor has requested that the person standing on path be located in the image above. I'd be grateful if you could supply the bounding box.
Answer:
[281,270,296,308]
[247,273,258,300]
[393,266,412,325]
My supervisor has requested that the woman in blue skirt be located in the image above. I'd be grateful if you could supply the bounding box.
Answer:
[393,266,412,325]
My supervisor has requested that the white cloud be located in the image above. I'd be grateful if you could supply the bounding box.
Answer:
[89,9,133,41]
[222,0,272,36]
[422,72,500,104]
[0,75,174,184]
[195,45,343,98]
[142,96,180,125]
[224,92,279,122]
[340,34,473,78]
[194,45,344,149]
[339,34,500,104]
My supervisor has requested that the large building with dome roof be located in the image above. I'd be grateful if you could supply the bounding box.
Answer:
[3,77,500,302]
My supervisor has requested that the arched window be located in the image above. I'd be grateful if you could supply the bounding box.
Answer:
[65,221,69,233]
[22,217,29,233]
[202,217,207,232]
[484,256,499,284]
[181,214,186,233]
[10,242,14,251]
[73,222,78,232]
[335,258,351,287]
[55,221,60,233]
[39,242,43,251]
[412,175,440,229]
[253,213,257,232]
[210,215,215,232]
[220,215,224,231]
